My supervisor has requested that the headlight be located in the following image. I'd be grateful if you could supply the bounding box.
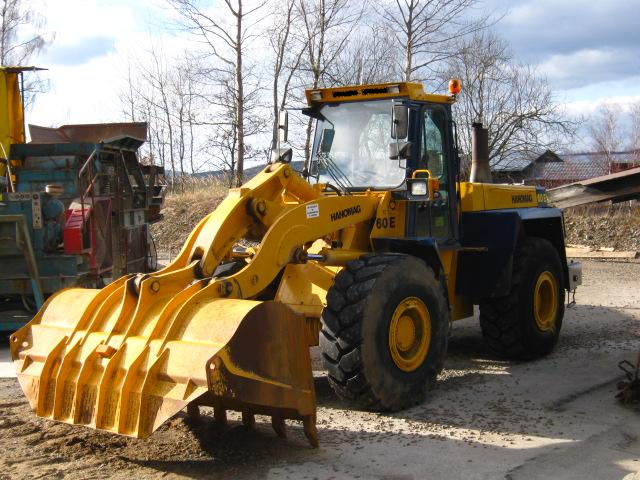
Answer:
[410,180,428,196]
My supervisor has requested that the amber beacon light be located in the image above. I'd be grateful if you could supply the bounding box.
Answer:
[449,78,462,96]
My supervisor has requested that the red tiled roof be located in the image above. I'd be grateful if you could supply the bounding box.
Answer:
[509,150,640,181]
[529,159,607,181]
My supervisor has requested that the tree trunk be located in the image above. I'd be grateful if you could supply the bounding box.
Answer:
[235,0,245,187]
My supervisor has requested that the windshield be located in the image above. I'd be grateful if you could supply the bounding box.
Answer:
[309,99,406,188]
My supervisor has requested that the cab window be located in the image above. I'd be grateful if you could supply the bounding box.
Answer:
[419,107,451,239]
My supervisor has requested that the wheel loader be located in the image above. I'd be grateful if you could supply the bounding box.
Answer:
[11,80,582,447]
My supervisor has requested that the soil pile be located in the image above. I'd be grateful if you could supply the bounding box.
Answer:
[151,181,227,254]
[564,207,640,251]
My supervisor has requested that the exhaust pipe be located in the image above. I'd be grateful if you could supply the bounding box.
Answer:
[470,122,492,183]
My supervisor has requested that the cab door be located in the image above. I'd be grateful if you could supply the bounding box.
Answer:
[409,104,456,242]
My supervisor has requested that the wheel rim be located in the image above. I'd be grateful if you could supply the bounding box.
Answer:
[388,297,431,372]
[533,271,558,332]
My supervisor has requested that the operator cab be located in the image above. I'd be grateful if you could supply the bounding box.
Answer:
[301,82,460,242]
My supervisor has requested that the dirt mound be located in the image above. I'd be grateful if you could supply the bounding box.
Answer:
[564,207,640,251]
[150,180,228,254]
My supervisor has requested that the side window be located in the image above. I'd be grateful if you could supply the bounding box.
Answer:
[422,110,447,181]
[422,108,451,239]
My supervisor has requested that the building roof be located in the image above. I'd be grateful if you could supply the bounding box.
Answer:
[530,160,605,181]
[493,149,640,181]
[491,158,533,172]
[491,150,562,173]
[564,150,639,165]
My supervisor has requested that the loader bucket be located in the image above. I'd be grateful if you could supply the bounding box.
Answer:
[10,284,318,446]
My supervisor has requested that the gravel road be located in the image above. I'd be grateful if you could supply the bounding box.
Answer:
[0,260,638,480]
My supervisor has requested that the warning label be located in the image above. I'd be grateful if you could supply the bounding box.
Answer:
[306,203,320,219]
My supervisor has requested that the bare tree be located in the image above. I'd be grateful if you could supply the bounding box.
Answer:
[0,0,48,64]
[169,0,268,186]
[268,0,308,150]
[120,48,204,187]
[382,0,488,82]
[588,104,623,175]
[629,101,640,163]
[297,0,363,162]
[326,24,399,85]
[446,32,576,174]
[0,0,53,107]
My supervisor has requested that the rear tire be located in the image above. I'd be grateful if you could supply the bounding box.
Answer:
[320,253,449,410]
[479,237,565,360]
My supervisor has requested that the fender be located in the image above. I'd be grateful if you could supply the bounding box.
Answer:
[371,237,448,300]
[457,208,568,301]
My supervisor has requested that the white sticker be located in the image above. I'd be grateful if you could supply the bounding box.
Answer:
[306,203,320,218]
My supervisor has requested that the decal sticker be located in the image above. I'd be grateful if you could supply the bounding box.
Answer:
[511,194,533,204]
[306,203,320,218]
[375,217,396,229]
[330,205,362,222]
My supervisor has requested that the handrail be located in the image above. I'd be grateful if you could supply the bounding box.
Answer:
[82,173,100,199]
[78,148,98,179]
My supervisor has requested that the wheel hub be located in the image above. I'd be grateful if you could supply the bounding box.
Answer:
[396,315,416,351]
[534,270,558,332]
[389,297,431,372]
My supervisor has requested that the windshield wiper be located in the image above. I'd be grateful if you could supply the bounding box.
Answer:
[317,153,353,194]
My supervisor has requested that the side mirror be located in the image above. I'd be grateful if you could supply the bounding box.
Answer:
[319,128,335,154]
[391,104,408,139]
[388,141,412,160]
[278,110,288,143]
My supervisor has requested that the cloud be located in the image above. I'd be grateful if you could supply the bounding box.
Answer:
[42,36,116,66]
[489,0,640,61]
[537,48,640,89]
[479,0,640,110]
[27,0,183,128]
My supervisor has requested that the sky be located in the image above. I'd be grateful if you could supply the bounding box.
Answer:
[485,0,640,117]
[25,0,640,146]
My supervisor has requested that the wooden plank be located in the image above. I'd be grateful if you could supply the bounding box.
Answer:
[565,248,639,259]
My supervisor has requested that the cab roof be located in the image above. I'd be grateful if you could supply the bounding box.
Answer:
[304,82,455,106]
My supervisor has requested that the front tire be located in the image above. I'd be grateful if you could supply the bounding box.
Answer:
[479,237,565,360]
[320,253,449,410]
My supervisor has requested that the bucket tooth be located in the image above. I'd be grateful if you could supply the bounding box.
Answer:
[242,411,255,428]
[271,415,287,438]
[116,345,149,435]
[303,415,319,448]
[214,407,228,425]
[186,403,200,420]
[34,337,67,417]
[95,345,128,430]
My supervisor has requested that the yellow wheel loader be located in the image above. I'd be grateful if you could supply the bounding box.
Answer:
[11,81,582,447]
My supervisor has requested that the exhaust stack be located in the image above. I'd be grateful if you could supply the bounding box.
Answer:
[470,122,492,183]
